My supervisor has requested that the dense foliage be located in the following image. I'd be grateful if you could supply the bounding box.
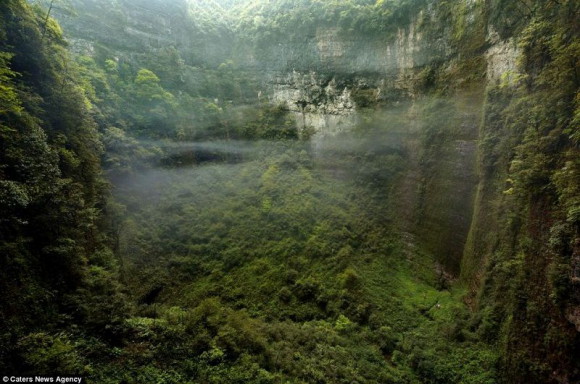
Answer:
[0,0,123,372]
[1,0,578,383]
[472,2,580,381]
[233,0,427,41]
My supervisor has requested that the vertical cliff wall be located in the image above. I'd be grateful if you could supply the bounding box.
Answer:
[254,3,485,276]
[233,3,580,380]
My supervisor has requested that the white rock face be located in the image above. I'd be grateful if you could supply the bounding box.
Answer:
[391,21,420,72]
[485,29,520,85]
[270,71,358,141]
[265,21,431,140]
[261,4,518,142]
[316,28,346,63]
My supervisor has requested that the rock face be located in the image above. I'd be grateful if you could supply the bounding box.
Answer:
[269,71,357,140]
[485,36,520,85]
[260,18,448,136]
[254,8,486,275]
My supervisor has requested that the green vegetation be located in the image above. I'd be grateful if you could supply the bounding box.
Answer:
[0,0,120,370]
[234,0,427,41]
[467,3,580,381]
[1,0,578,383]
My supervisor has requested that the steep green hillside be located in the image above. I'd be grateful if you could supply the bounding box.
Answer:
[464,4,580,379]
[0,0,124,372]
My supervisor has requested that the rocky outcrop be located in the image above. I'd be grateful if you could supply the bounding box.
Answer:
[261,18,445,137]
[269,71,357,139]
[485,32,520,85]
